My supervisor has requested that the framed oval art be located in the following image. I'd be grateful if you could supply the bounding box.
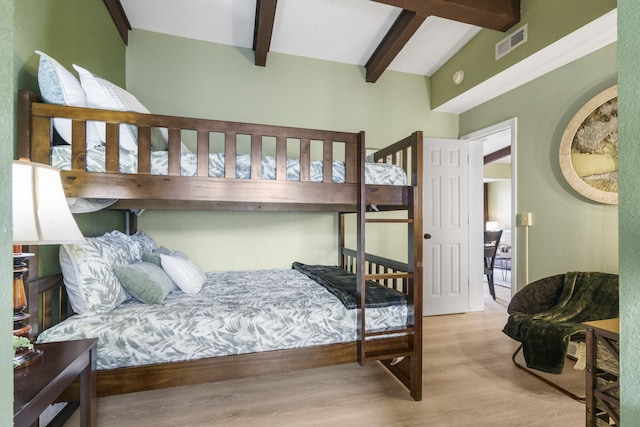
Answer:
[559,85,618,204]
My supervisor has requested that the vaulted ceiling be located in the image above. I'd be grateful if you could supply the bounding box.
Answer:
[103,0,519,83]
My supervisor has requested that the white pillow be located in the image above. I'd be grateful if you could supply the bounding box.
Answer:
[73,64,194,154]
[73,64,169,152]
[35,51,102,148]
[160,251,206,294]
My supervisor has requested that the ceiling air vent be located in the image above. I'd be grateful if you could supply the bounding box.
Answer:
[495,24,528,61]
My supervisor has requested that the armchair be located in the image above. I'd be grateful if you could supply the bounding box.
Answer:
[503,272,619,400]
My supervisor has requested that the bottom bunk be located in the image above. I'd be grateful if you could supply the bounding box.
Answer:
[28,230,422,402]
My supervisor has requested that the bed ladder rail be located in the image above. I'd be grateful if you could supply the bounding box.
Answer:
[339,130,422,400]
[363,347,415,362]
[344,183,421,366]
[366,184,418,364]
[339,224,420,362]
[362,270,417,362]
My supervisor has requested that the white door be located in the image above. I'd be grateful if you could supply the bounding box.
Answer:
[423,138,472,315]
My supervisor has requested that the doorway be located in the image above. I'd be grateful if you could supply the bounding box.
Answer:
[462,118,517,300]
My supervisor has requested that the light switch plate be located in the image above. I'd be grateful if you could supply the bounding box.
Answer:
[520,212,533,227]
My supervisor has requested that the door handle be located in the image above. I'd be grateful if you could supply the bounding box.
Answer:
[424,233,432,240]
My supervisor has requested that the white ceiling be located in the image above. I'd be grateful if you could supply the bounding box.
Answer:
[120,0,481,77]
[118,2,617,162]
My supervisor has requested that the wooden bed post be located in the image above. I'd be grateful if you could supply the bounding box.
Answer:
[338,213,345,268]
[17,90,38,161]
[356,131,366,366]
[126,210,138,234]
[398,131,423,400]
[367,130,423,400]
[411,132,424,400]
[23,246,68,341]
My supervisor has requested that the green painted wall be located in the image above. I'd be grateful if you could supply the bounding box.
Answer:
[1,1,14,423]
[618,0,640,421]
[125,30,458,271]
[487,180,511,229]
[14,0,126,93]
[126,30,458,148]
[484,162,511,180]
[431,0,616,109]
[460,43,618,289]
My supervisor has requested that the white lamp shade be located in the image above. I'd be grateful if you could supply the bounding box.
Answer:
[12,160,85,245]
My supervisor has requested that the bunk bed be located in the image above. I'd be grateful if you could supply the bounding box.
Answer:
[17,89,424,403]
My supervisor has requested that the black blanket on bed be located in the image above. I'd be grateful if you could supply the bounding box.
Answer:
[292,262,406,309]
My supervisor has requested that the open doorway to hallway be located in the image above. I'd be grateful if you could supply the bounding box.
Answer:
[462,118,516,300]
[484,132,512,290]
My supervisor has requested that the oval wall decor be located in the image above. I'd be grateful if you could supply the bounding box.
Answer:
[559,85,618,204]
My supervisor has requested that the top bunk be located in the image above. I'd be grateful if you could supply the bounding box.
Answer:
[17,90,422,213]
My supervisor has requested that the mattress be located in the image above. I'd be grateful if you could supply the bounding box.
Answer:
[37,268,407,370]
[51,146,408,185]
[54,146,408,212]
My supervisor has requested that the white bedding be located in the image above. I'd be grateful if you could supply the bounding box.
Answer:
[52,146,408,212]
[37,268,407,370]
[51,145,407,183]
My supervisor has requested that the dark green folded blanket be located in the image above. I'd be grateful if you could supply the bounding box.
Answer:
[503,272,618,374]
[292,262,406,309]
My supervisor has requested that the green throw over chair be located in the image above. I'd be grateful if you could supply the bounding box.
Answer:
[502,272,619,401]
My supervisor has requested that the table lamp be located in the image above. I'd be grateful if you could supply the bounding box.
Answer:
[12,160,86,368]
[485,221,500,231]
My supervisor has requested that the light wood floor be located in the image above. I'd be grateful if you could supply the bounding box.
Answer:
[64,285,585,426]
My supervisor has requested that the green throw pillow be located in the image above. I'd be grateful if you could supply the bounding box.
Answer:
[114,262,176,304]
[142,246,172,267]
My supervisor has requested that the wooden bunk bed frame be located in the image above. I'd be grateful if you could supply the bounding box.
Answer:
[17,89,424,402]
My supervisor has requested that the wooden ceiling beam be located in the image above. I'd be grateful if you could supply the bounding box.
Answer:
[373,0,520,32]
[103,0,131,45]
[365,10,426,83]
[253,0,278,67]
[484,145,511,165]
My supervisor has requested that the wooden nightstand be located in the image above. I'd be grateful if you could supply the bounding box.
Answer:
[14,339,98,427]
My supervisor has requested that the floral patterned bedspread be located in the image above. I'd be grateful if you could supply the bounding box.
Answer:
[37,269,407,370]
[51,146,408,185]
